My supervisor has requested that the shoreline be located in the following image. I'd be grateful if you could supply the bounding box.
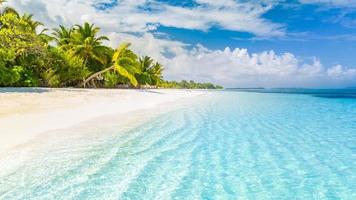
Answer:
[0,88,206,153]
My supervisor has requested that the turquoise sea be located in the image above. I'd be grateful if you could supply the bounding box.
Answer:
[0,89,355,199]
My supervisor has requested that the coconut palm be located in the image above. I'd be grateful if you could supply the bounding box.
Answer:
[136,56,154,85]
[150,62,164,85]
[82,42,139,88]
[21,14,43,32]
[70,22,110,69]
[136,56,163,86]
[20,14,53,43]
[52,25,74,47]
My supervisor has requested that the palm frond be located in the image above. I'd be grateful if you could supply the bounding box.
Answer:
[114,63,138,87]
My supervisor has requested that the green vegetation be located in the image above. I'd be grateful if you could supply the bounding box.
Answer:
[0,2,222,89]
[160,80,223,89]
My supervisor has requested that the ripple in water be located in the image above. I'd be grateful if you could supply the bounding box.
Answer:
[0,91,355,199]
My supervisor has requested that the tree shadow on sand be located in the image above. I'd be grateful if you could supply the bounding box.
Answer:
[0,88,51,93]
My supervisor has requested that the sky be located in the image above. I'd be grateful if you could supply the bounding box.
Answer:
[5,0,356,88]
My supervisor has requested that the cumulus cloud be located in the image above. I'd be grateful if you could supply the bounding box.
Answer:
[5,0,356,87]
[106,32,356,88]
[107,32,188,63]
[163,46,356,88]
[327,65,356,78]
[6,0,284,36]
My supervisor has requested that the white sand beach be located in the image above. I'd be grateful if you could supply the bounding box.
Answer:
[0,88,205,153]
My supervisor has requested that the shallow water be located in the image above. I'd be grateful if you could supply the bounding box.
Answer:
[0,91,355,199]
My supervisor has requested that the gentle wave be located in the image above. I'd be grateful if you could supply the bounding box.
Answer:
[0,91,355,199]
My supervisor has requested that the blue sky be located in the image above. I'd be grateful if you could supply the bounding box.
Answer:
[155,1,356,67]
[7,0,356,87]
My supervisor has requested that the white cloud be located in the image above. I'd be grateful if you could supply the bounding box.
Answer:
[327,65,356,78]
[107,32,188,63]
[299,0,356,8]
[5,0,356,87]
[106,32,356,88]
[6,0,284,36]
[162,46,356,88]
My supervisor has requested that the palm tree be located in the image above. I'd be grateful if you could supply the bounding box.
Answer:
[136,56,163,86]
[1,11,43,33]
[70,22,110,69]
[19,14,53,43]
[52,25,74,47]
[82,42,139,88]
[37,28,53,42]
[137,56,152,86]
[150,62,164,85]
[21,14,43,32]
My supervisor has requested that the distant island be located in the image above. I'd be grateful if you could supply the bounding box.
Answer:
[0,2,222,90]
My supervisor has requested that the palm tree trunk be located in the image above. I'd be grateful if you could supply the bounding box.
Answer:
[81,65,114,88]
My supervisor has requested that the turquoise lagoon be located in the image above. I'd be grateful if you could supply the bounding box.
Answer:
[0,90,355,199]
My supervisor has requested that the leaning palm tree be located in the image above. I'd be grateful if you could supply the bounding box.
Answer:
[82,42,138,88]
[70,22,110,67]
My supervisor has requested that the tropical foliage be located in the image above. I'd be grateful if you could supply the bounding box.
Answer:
[0,3,222,89]
[136,56,164,86]
[160,80,223,89]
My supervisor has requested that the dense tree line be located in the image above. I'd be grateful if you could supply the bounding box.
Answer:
[160,80,223,89]
[0,2,222,89]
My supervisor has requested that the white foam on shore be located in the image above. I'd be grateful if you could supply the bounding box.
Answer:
[0,89,205,153]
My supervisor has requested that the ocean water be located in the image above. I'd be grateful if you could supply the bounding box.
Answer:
[0,90,356,199]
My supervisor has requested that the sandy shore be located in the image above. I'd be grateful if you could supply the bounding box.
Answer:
[0,88,205,153]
